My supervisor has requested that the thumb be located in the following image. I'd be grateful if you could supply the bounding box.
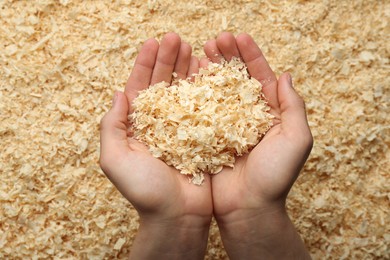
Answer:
[278,73,313,147]
[99,91,130,173]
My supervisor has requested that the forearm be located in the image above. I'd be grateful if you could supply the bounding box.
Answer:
[130,217,210,260]
[217,207,311,260]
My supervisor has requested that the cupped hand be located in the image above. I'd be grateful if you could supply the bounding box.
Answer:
[100,33,212,225]
[203,32,313,220]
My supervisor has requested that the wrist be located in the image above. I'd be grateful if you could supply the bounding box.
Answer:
[215,198,286,228]
[216,205,311,260]
[130,215,211,260]
[216,203,287,241]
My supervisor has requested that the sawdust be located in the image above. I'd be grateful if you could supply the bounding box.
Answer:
[0,0,388,259]
[131,58,273,185]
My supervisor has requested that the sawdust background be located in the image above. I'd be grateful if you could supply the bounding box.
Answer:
[0,0,389,259]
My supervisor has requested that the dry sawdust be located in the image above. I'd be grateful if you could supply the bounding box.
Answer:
[131,58,273,185]
[0,0,389,259]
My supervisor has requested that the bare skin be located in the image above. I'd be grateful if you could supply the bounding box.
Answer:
[100,32,313,259]
[203,32,313,259]
[100,33,212,260]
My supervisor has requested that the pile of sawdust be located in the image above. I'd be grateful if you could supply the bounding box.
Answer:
[131,58,273,185]
[0,0,388,259]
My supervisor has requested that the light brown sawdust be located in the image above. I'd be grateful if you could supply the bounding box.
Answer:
[0,0,388,259]
[131,58,273,185]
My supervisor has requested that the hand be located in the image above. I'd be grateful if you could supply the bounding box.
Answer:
[203,32,313,259]
[100,33,212,259]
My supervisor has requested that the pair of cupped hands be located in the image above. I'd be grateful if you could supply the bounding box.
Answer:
[100,32,313,259]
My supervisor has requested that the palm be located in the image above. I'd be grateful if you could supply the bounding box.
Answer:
[203,33,312,217]
[101,33,212,221]
[212,121,293,215]
[124,139,212,218]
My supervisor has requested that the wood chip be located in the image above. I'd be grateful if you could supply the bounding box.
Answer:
[1,1,388,259]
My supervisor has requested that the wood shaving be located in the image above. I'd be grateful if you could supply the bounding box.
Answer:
[0,0,388,259]
[131,58,273,184]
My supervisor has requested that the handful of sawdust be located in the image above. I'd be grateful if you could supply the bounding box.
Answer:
[130,58,273,185]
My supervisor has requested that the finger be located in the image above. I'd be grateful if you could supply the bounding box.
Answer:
[150,32,181,85]
[236,33,279,109]
[236,33,277,86]
[100,92,131,175]
[173,42,192,80]
[187,56,199,80]
[199,56,210,68]
[125,38,159,106]
[216,32,240,61]
[278,73,313,148]
[204,39,223,63]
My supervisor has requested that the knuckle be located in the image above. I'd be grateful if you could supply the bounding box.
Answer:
[296,95,306,110]
[305,131,314,150]
[99,153,109,173]
[299,129,314,152]
[100,113,110,128]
